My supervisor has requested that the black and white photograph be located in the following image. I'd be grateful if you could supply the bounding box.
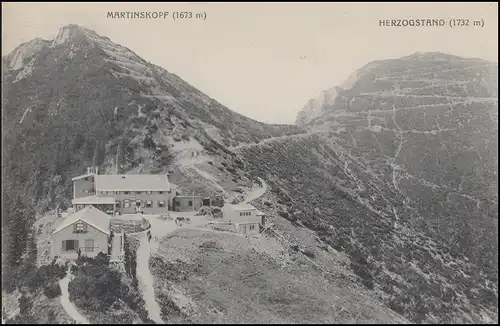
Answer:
[1,2,498,324]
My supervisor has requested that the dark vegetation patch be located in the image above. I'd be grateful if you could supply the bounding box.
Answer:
[68,253,154,323]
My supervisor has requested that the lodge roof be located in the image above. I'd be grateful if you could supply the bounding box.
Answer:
[95,174,170,192]
[52,205,111,235]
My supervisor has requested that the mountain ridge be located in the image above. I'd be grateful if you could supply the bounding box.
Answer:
[295,51,496,126]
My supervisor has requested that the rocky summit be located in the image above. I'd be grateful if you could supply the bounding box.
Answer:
[2,24,498,324]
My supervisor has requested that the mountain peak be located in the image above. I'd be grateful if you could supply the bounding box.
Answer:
[295,52,496,127]
[52,24,99,46]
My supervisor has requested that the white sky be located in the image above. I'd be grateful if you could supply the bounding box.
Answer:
[2,2,498,125]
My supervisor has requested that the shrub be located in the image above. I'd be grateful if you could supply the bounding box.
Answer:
[19,294,33,315]
[143,134,155,149]
[142,103,157,115]
[302,249,316,259]
[226,167,236,174]
[131,116,148,129]
[199,240,220,249]
[331,237,348,252]
[69,254,122,312]
[278,211,289,218]
[47,309,56,323]
[181,134,190,141]
[43,281,62,299]
[25,263,66,293]
[362,278,375,290]
[159,151,174,166]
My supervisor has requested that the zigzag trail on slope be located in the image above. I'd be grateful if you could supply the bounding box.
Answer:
[230,131,329,151]
[171,137,226,194]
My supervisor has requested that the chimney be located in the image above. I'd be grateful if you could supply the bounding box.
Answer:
[86,166,99,175]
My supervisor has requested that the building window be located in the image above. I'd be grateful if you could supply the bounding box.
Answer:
[63,240,78,251]
[101,191,107,195]
[146,191,152,195]
[250,225,255,230]
[135,199,141,207]
[74,222,87,233]
[116,191,121,195]
[188,200,193,207]
[115,201,121,208]
[124,191,130,195]
[84,177,89,181]
[85,239,94,252]
[135,191,142,195]
[124,199,130,208]
[146,200,152,208]
[158,200,165,208]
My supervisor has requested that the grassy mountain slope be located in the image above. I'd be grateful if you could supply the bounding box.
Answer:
[2,24,300,213]
[2,25,497,324]
[237,53,498,323]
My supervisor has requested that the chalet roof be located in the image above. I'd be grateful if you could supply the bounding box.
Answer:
[52,205,111,235]
[95,174,170,192]
[71,195,115,205]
